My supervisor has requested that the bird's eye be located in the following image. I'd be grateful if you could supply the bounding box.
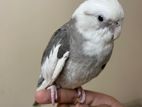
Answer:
[115,21,119,25]
[98,15,104,22]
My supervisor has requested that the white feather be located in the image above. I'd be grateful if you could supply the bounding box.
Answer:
[41,44,61,81]
[82,28,113,63]
[72,0,124,36]
[72,0,124,19]
[72,0,124,58]
[37,44,69,91]
[48,51,69,85]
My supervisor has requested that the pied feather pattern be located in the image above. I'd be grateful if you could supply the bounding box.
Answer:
[37,44,61,91]
[36,25,70,91]
[37,43,70,91]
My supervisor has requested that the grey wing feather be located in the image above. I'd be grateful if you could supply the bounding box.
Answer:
[41,27,69,65]
[37,76,44,87]
[37,24,70,88]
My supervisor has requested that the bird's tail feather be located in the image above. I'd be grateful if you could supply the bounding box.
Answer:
[33,101,40,107]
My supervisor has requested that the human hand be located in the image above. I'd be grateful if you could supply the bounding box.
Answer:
[35,88,124,107]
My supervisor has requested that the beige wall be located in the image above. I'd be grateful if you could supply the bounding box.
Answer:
[0,0,141,107]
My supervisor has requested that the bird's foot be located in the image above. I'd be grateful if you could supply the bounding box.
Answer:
[47,85,58,106]
[76,87,86,104]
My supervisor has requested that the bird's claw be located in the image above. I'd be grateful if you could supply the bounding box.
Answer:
[76,88,86,104]
[47,85,58,106]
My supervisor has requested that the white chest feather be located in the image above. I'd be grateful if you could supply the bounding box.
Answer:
[83,41,113,63]
[83,39,113,55]
[82,29,113,63]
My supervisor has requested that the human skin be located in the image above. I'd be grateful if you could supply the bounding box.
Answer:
[35,89,124,107]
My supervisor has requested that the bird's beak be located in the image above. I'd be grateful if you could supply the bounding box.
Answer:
[108,20,119,33]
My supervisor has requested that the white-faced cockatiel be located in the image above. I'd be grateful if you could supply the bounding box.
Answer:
[34,0,124,106]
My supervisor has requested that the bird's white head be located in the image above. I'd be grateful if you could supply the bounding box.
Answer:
[72,0,124,42]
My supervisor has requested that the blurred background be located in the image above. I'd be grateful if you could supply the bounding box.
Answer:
[0,0,142,107]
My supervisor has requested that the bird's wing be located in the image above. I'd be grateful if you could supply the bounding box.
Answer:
[36,26,70,91]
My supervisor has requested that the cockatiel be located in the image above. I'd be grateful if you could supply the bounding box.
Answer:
[34,0,124,105]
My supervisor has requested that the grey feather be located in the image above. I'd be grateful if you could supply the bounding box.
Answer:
[37,20,74,88]
[37,18,113,89]
[37,76,44,87]
[55,18,112,89]
[34,0,124,105]
[41,24,70,65]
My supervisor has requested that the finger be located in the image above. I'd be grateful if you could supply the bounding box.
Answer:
[57,103,76,107]
[94,104,111,107]
[35,88,78,104]
[35,89,51,104]
[57,89,78,104]
[75,103,111,107]
[84,91,124,107]
[35,89,124,107]
[57,104,70,107]
[76,103,89,107]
